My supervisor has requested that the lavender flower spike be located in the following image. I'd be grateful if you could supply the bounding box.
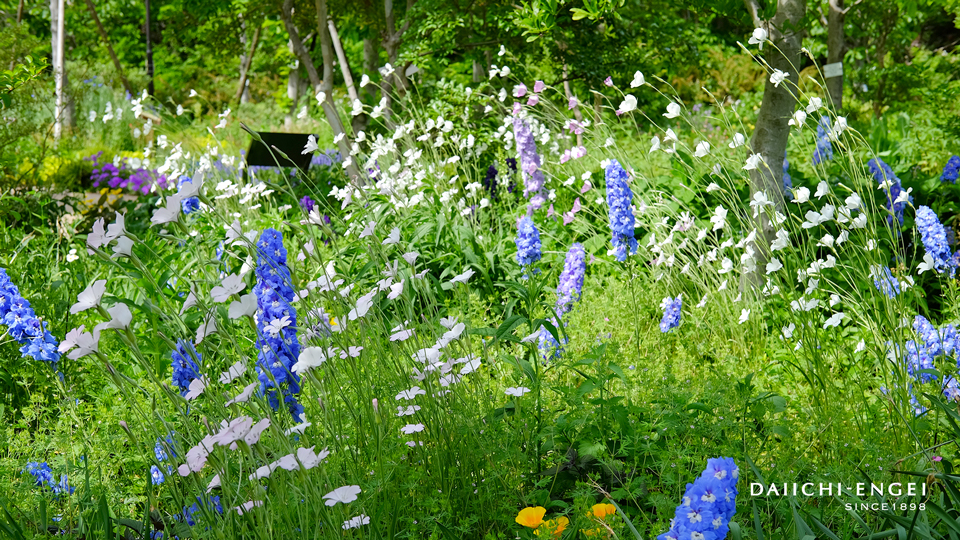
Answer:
[513,116,546,215]
[555,243,586,317]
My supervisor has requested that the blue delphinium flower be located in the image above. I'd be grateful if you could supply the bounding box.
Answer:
[151,465,165,485]
[916,206,956,276]
[812,116,834,165]
[253,229,304,420]
[868,157,907,226]
[54,474,74,496]
[513,117,547,214]
[659,295,683,333]
[155,432,177,461]
[942,155,960,184]
[0,268,61,367]
[657,457,739,540]
[782,153,792,198]
[604,159,638,262]
[514,217,542,268]
[555,243,586,316]
[912,315,959,362]
[171,340,202,396]
[183,495,223,526]
[904,340,937,383]
[177,176,201,215]
[913,315,943,356]
[23,462,74,496]
[870,265,901,299]
[538,320,564,360]
[24,462,54,489]
[944,377,960,402]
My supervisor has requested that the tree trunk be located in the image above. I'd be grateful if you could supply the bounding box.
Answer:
[826,0,845,110]
[144,0,154,95]
[381,0,416,119]
[472,59,484,83]
[328,19,358,103]
[285,55,300,129]
[316,0,334,95]
[363,38,378,101]
[50,0,74,136]
[279,0,359,179]
[743,0,806,290]
[237,22,261,104]
[381,0,399,123]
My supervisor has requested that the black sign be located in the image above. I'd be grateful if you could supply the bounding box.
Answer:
[245,132,315,171]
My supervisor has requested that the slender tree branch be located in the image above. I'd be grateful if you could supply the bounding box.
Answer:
[743,0,763,28]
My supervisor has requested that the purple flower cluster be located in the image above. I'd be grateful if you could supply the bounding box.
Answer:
[604,159,638,262]
[782,153,792,197]
[556,244,586,316]
[253,229,304,420]
[311,149,343,168]
[299,195,316,213]
[513,117,546,214]
[0,269,60,366]
[942,155,960,184]
[916,206,957,276]
[23,462,74,496]
[812,116,833,165]
[483,163,499,201]
[660,295,682,333]
[170,339,202,396]
[539,244,587,361]
[658,458,739,540]
[868,157,907,226]
[85,151,169,195]
[514,217,542,268]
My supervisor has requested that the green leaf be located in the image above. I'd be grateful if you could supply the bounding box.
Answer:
[767,395,787,413]
[496,315,528,343]
[686,403,714,415]
[577,379,598,398]
[570,8,589,20]
[608,363,626,381]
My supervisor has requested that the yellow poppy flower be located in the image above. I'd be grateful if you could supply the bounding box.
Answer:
[515,506,546,528]
[591,503,617,519]
[535,517,569,538]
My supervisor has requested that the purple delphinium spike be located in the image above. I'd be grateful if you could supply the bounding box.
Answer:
[512,117,546,214]
[604,159,638,261]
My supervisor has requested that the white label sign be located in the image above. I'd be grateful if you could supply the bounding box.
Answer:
[824,62,843,79]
